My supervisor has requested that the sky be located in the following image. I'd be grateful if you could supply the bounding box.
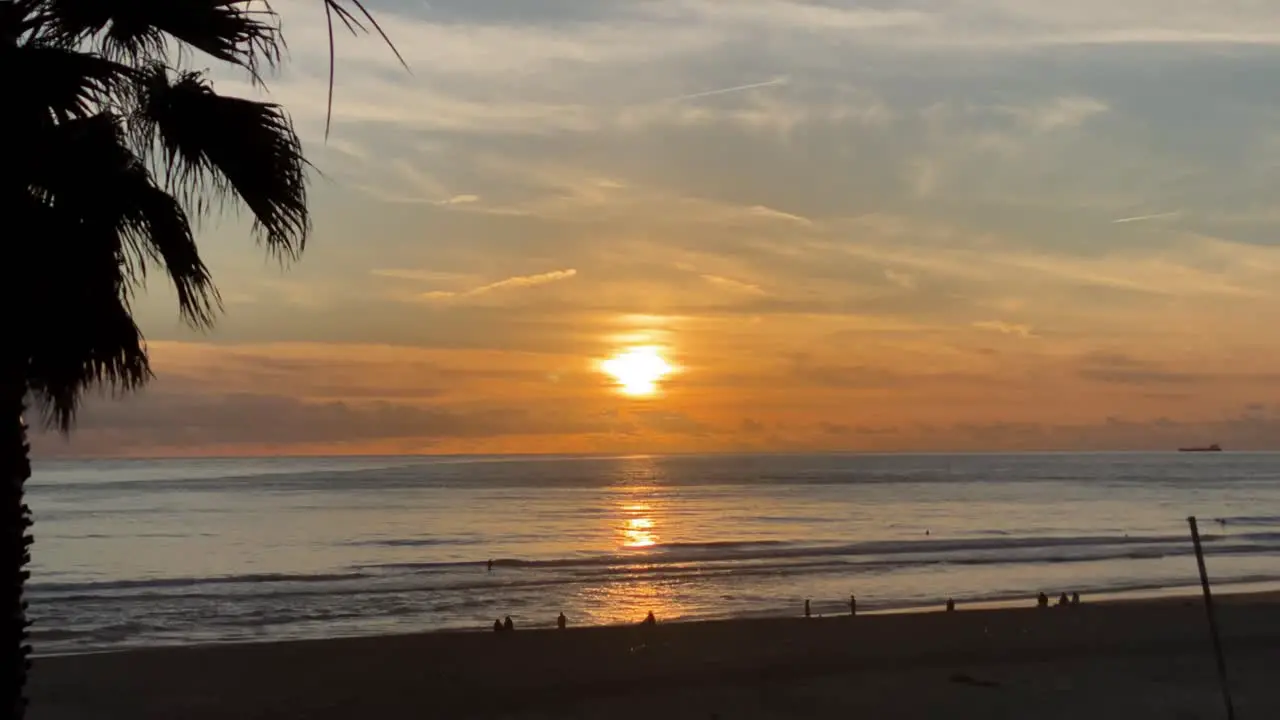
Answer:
[33,0,1280,457]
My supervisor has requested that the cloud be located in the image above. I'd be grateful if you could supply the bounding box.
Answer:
[914,407,1280,452]
[88,0,1280,458]
[884,269,918,290]
[632,409,713,436]
[370,269,468,283]
[436,194,480,206]
[743,205,814,226]
[661,76,790,103]
[973,321,1036,338]
[700,274,767,296]
[1076,352,1197,386]
[257,0,1279,143]
[31,391,625,456]
[783,355,988,390]
[1004,96,1109,133]
[1112,211,1181,224]
[416,269,579,300]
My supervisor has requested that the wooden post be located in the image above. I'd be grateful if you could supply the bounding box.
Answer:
[1188,516,1235,720]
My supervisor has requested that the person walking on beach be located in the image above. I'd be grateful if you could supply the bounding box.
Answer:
[849,594,857,616]
[1071,592,1080,606]
[557,612,567,629]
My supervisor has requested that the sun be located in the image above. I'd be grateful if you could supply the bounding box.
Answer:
[601,346,673,396]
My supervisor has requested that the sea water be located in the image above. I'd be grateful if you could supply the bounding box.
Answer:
[26,452,1280,654]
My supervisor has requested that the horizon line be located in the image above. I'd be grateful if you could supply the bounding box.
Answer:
[31,448,1273,463]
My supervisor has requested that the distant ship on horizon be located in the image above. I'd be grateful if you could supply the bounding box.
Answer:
[1179,443,1222,453]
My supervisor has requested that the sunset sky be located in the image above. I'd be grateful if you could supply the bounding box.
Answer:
[35,0,1280,456]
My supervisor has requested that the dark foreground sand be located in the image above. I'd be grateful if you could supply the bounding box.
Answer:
[31,592,1280,719]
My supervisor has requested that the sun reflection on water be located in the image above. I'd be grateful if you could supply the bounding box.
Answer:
[566,457,698,626]
[618,498,660,549]
[623,516,656,548]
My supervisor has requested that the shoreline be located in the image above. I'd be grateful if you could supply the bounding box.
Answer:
[30,590,1280,719]
[32,580,1280,660]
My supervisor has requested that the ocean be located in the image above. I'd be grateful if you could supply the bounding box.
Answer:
[25,452,1280,655]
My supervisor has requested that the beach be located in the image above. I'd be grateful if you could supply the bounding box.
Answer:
[30,591,1280,719]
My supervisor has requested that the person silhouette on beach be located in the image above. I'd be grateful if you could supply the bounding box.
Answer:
[804,599,811,618]
[1037,592,1049,608]
[493,619,503,633]
[1071,592,1080,606]
[503,616,514,632]
[1057,592,1069,607]
[850,594,857,616]
[946,598,955,612]
[557,612,567,630]
[643,611,656,626]
[487,559,493,572]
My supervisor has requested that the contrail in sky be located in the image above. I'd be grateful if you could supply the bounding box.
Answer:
[1112,210,1181,224]
[664,77,790,103]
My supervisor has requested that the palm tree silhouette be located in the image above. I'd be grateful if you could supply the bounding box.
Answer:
[1,1,401,716]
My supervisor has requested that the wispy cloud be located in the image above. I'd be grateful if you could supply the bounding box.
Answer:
[436,194,480,206]
[1112,211,1182,224]
[421,269,579,300]
[662,77,790,103]
[744,205,814,227]
[370,269,467,283]
[1004,97,1109,133]
[884,269,917,290]
[973,321,1036,339]
[701,274,768,296]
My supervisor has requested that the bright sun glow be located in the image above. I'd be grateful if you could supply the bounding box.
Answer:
[601,346,672,396]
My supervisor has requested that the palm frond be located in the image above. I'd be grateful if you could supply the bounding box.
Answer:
[129,64,310,258]
[16,193,152,432]
[8,42,133,125]
[321,0,407,138]
[8,0,407,427]
[1,1,41,42]
[24,290,152,433]
[28,111,221,327]
[28,0,282,76]
[126,185,222,328]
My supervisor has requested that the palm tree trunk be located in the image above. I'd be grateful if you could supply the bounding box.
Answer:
[0,367,32,720]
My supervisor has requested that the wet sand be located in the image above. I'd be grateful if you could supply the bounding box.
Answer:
[30,592,1280,719]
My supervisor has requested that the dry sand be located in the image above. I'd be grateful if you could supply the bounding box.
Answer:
[30,592,1280,719]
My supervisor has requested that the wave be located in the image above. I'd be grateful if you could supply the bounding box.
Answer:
[346,538,479,548]
[459,532,1266,571]
[31,529,1280,602]
[1217,515,1280,527]
[28,571,371,595]
[32,569,1280,657]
